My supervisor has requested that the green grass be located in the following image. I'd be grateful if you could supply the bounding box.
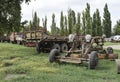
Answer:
[104,42,120,46]
[0,43,120,82]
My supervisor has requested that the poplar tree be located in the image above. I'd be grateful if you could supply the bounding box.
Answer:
[30,12,40,30]
[42,16,47,30]
[82,11,86,35]
[113,20,120,35]
[68,9,76,34]
[103,3,112,37]
[64,16,68,35]
[60,11,64,35]
[44,16,47,30]
[51,14,57,35]
[92,12,97,36]
[68,9,73,34]
[85,3,92,34]
[92,9,102,36]
[96,9,102,36]
[75,12,81,34]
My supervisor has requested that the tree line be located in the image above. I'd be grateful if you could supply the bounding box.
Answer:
[0,1,120,38]
[50,3,112,38]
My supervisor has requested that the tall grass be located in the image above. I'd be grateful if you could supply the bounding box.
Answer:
[0,43,120,82]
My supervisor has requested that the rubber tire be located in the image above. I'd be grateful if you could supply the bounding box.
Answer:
[36,43,41,53]
[88,51,98,69]
[61,43,68,52]
[17,40,21,45]
[52,44,61,52]
[107,47,113,54]
[49,49,60,63]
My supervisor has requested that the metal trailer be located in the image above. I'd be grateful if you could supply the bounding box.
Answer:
[24,30,42,47]
[36,34,82,53]
[36,35,70,53]
[24,30,71,53]
[49,36,118,69]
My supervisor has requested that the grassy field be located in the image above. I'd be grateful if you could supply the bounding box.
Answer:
[0,43,120,82]
[104,42,120,46]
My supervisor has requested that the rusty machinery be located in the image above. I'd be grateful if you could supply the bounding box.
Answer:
[49,34,118,69]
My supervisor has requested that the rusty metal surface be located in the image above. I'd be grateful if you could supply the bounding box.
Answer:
[108,54,118,60]
[98,54,106,59]
[59,57,82,64]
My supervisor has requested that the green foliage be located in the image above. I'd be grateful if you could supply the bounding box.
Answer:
[82,11,86,35]
[44,16,47,29]
[74,12,81,34]
[60,11,64,35]
[68,9,76,34]
[68,9,73,34]
[29,21,33,30]
[42,16,47,33]
[85,3,92,34]
[51,14,57,35]
[103,3,112,38]
[77,12,81,34]
[32,12,40,30]
[25,11,40,31]
[113,20,120,35]
[92,9,102,36]
[0,0,30,34]
[49,3,112,37]
[0,1,113,37]
[0,0,21,33]
[81,3,92,35]
[72,10,76,26]
[64,16,68,35]
[92,13,97,36]
[96,9,102,36]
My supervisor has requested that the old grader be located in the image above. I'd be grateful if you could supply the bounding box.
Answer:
[49,34,118,69]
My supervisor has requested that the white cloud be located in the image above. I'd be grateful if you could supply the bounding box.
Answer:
[21,0,120,30]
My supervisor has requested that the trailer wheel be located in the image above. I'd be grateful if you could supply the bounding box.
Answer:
[52,44,61,52]
[61,43,68,52]
[49,49,60,63]
[88,51,98,69]
[36,44,41,53]
[17,40,21,45]
[107,47,113,54]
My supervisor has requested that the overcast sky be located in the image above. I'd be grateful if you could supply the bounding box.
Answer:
[21,0,120,30]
